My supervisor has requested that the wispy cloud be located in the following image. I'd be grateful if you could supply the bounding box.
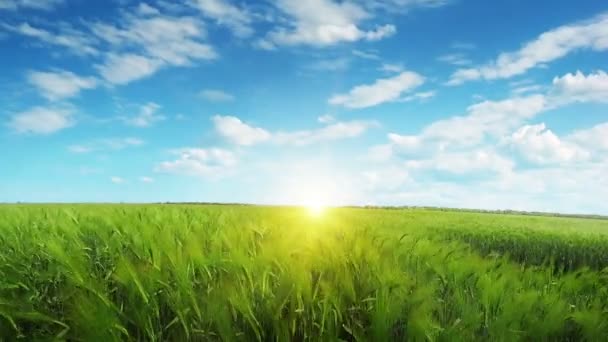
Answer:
[68,137,144,154]
[155,147,237,177]
[0,0,63,11]
[352,49,380,60]
[27,70,97,100]
[199,89,235,102]
[329,71,425,108]
[96,53,162,85]
[92,10,217,84]
[190,0,253,37]
[2,22,98,56]
[256,0,396,49]
[397,90,436,102]
[437,53,471,66]
[121,102,165,127]
[378,63,404,73]
[111,176,126,184]
[448,13,608,84]
[8,106,74,134]
[212,115,377,146]
[308,58,351,71]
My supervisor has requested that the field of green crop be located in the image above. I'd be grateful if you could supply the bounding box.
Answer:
[1,204,608,341]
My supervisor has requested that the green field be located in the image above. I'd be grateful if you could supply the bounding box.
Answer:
[2,205,608,341]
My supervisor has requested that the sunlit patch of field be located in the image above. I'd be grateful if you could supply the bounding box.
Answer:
[1,204,608,340]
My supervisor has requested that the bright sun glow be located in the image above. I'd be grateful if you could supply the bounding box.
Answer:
[306,203,326,217]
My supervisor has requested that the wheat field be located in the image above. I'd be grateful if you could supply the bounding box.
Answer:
[1,204,608,341]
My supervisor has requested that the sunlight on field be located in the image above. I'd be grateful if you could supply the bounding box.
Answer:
[3,205,608,340]
[306,203,326,217]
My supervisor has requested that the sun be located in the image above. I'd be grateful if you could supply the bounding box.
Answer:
[306,203,326,217]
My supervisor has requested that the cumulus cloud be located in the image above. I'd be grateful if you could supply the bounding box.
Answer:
[508,123,590,164]
[329,71,425,108]
[27,70,97,100]
[368,68,608,207]
[8,106,74,134]
[550,70,608,104]
[448,13,608,85]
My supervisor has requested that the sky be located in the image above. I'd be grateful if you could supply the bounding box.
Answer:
[1,0,607,214]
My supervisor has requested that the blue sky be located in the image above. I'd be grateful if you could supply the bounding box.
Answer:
[1,0,607,214]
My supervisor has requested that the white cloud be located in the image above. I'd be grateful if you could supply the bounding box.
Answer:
[352,49,380,60]
[212,115,271,146]
[550,70,608,104]
[27,70,97,100]
[379,63,404,73]
[2,22,98,56]
[362,167,410,191]
[398,90,436,102]
[568,122,608,153]
[137,3,160,16]
[259,0,396,48]
[275,120,377,146]
[422,149,514,175]
[309,58,351,71]
[212,115,377,146]
[317,114,335,123]
[92,15,216,64]
[421,95,547,147]
[329,71,425,108]
[191,0,253,37]
[155,147,237,177]
[448,13,608,84]
[437,53,471,66]
[366,0,451,12]
[199,89,235,102]
[111,177,126,184]
[92,9,217,84]
[508,123,589,164]
[123,102,165,127]
[96,53,162,85]
[68,137,144,153]
[140,176,154,183]
[0,0,63,11]
[511,84,543,95]
[8,106,74,134]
